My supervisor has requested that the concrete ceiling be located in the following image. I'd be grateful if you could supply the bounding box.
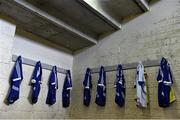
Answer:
[83,0,142,23]
[0,0,150,53]
[25,0,119,39]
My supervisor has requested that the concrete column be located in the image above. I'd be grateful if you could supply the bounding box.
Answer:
[0,16,16,118]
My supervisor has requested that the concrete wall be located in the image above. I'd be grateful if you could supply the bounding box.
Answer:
[0,16,73,119]
[72,0,180,119]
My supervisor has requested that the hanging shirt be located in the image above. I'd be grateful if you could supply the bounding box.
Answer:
[83,68,92,106]
[134,62,147,108]
[62,70,72,108]
[7,56,23,104]
[114,64,125,107]
[31,61,42,104]
[46,66,58,105]
[95,66,106,106]
[157,57,175,107]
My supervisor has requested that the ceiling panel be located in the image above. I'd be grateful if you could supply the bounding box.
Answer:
[0,0,96,51]
[25,0,118,39]
[84,0,143,23]
[0,0,150,53]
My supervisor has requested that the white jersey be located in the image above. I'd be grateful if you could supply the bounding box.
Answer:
[135,62,147,108]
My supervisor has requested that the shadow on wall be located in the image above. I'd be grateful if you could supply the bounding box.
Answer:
[15,28,73,55]
[148,0,161,6]
[3,63,15,105]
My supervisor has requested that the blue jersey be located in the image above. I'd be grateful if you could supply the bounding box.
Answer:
[114,64,125,107]
[31,61,42,104]
[95,66,106,106]
[62,70,72,108]
[83,68,92,106]
[157,57,173,107]
[7,56,23,104]
[46,66,58,105]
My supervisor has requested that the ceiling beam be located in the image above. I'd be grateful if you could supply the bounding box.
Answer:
[134,0,150,12]
[11,0,97,44]
[77,0,121,30]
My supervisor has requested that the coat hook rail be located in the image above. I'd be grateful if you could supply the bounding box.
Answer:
[12,54,68,74]
[91,59,160,74]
